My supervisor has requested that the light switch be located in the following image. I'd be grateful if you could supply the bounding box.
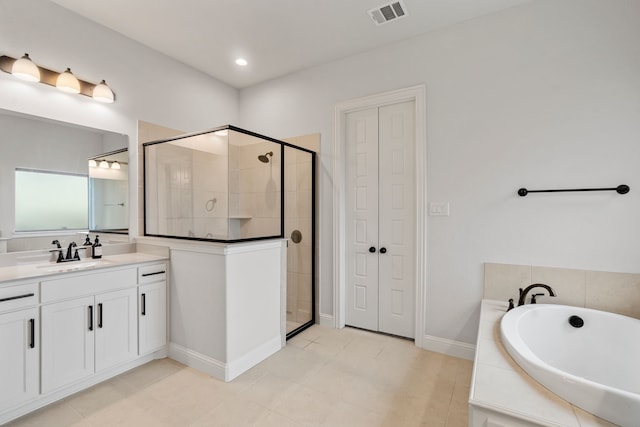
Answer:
[428,202,450,216]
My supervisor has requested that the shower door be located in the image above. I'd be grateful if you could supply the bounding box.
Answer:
[284,145,316,337]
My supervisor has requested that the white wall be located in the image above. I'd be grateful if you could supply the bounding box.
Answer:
[0,0,239,236]
[239,0,640,344]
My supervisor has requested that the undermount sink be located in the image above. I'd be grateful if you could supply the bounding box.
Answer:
[36,259,112,273]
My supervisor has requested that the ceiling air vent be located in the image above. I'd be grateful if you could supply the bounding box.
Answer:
[368,1,408,26]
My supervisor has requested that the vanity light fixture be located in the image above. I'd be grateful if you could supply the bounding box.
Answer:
[88,159,98,168]
[92,80,114,103]
[0,53,116,103]
[11,53,40,82]
[99,160,110,169]
[110,161,120,170]
[56,68,80,94]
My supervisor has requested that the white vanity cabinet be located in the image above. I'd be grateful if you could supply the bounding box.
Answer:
[137,263,167,355]
[40,267,138,393]
[0,254,169,425]
[0,283,39,413]
[41,295,95,393]
[95,288,138,371]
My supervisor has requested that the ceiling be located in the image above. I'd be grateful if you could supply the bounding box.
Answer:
[51,0,530,89]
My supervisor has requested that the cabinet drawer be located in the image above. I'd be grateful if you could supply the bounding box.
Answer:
[41,268,137,303]
[0,283,38,313]
[138,263,167,284]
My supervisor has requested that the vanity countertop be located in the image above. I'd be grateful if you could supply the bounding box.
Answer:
[470,300,616,427]
[0,252,168,285]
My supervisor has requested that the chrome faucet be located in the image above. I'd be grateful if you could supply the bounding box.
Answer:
[518,283,556,306]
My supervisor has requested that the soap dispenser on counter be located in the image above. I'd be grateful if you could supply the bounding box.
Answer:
[92,235,103,259]
[83,234,93,258]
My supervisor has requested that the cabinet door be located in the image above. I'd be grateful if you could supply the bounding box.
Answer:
[138,281,167,354]
[95,288,137,372]
[41,296,95,393]
[0,308,39,412]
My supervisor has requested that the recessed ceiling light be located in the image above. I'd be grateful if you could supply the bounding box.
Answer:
[235,58,248,66]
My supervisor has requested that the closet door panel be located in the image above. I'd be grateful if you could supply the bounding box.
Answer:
[346,108,380,331]
[378,101,416,338]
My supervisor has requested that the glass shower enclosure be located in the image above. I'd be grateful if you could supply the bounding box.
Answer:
[144,125,316,337]
[144,126,283,242]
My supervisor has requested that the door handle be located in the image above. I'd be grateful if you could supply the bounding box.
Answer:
[29,318,35,349]
[369,246,376,253]
[379,247,387,254]
[88,305,93,331]
[141,271,165,277]
[98,303,103,328]
[0,293,34,303]
[141,293,146,316]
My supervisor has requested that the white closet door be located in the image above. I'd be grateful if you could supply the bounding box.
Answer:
[378,101,415,338]
[345,101,416,339]
[345,107,379,331]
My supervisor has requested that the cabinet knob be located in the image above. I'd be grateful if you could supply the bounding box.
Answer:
[379,247,387,254]
[369,246,376,253]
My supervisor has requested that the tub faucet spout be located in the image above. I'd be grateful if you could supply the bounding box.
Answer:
[518,284,556,306]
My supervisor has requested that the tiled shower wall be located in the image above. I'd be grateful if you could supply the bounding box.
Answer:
[484,263,640,319]
[191,148,228,238]
[232,141,281,240]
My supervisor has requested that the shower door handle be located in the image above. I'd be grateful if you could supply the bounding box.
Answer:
[369,246,376,253]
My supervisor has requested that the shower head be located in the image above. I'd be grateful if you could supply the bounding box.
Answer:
[258,151,273,163]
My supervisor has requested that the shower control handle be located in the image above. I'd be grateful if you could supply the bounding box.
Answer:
[379,247,387,254]
[369,246,376,253]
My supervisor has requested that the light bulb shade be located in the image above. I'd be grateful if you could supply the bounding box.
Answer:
[93,80,114,103]
[88,159,97,168]
[110,161,120,170]
[56,68,80,94]
[99,160,109,169]
[12,53,40,82]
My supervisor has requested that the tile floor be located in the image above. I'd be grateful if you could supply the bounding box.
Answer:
[7,326,472,427]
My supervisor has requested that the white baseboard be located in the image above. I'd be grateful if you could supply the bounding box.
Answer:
[422,334,476,361]
[169,337,283,382]
[168,343,226,381]
[226,335,282,381]
[319,313,335,328]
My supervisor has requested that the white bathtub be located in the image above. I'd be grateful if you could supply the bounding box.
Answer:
[501,304,640,427]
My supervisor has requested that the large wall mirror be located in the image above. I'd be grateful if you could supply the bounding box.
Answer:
[0,109,128,250]
[89,149,129,233]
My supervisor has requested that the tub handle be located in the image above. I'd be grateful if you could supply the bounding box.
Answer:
[530,293,545,304]
[507,299,514,311]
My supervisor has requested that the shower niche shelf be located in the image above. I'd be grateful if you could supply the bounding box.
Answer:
[144,125,283,243]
